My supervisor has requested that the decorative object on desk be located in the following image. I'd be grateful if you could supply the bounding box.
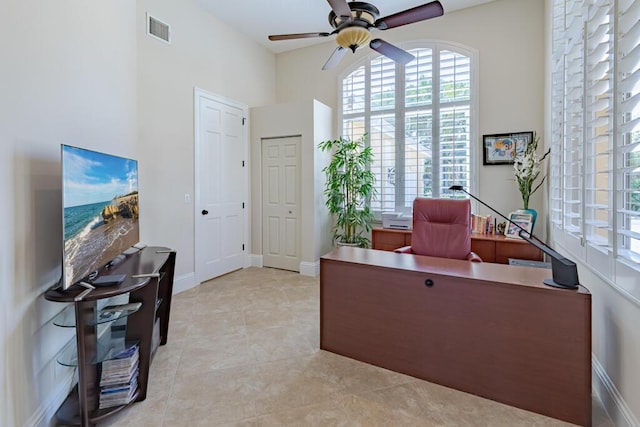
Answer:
[319,134,376,248]
[482,131,533,165]
[513,131,550,232]
[496,221,507,235]
[504,211,533,239]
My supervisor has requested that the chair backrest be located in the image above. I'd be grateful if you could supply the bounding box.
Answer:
[411,198,472,260]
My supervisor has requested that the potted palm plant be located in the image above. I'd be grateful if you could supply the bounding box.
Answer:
[319,134,376,248]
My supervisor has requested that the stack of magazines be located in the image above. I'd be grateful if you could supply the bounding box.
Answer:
[99,342,139,409]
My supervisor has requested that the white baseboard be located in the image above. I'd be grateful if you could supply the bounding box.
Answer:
[593,355,639,427]
[249,254,264,268]
[299,261,319,277]
[173,272,197,294]
[26,372,74,427]
[243,253,253,268]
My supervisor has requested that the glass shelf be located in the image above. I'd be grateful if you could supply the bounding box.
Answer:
[52,301,141,328]
[57,336,139,367]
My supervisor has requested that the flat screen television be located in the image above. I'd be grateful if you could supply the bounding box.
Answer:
[61,145,139,290]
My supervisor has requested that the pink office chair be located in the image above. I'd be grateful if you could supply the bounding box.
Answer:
[395,198,482,262]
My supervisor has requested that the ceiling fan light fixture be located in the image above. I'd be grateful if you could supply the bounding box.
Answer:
[269,1,445,70]
[336,26,371,52]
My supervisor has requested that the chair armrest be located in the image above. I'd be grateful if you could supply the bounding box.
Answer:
[468,252,483,263]
[394,246,414,254]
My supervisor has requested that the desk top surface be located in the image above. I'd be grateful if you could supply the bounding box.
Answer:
[322,246,590,296]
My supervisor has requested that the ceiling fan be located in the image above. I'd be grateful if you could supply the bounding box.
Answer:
[268,0,444,70]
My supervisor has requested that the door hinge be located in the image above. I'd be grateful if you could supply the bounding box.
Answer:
[242,202,245,209]
[242,244,245,251]
[242,117,246,126]
[242,160,245,167]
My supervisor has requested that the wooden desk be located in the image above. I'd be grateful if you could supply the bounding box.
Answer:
[320,247,592,426]
[372,227,543,263]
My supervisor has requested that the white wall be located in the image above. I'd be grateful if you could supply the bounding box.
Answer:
[250,100,333,275]
[136,0,277,290]
[274,0,546,222]
[313,101,335,260]
[0,2,137,426]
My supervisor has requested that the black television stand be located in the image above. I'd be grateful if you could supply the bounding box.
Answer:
[45,246,176,427]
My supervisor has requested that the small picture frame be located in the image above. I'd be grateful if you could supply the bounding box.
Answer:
[505,211,533,239]
[482,131,534,165]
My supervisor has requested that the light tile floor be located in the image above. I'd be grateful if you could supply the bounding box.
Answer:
[103,267,614,426]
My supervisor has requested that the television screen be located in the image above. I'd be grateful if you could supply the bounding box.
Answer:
[61,145,139,289]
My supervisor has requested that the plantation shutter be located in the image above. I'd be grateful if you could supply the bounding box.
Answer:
[551,0,640,293]
[369,57,396,211]
[342,65,367,142]
[584,0,613,254]
[340,42,475,214]
[405,48,434,201]
[615,0,640,266]
[439,50,471,197]
[563,1,585,238]
[550,0,566,233]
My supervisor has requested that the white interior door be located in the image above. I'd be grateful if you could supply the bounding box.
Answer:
[195,90,247,283]
[262,136,301,271]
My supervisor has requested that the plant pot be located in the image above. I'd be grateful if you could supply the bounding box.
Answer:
[336,241,359,248]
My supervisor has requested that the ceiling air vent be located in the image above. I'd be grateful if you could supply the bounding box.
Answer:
[147,13,170,44]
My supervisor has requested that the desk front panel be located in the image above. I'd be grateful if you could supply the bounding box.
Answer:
[320,249,591,426]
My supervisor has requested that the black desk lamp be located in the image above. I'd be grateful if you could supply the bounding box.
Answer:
[449,185,580,290]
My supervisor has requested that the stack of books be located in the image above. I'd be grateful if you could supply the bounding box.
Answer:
[472,214,494,235]
[99,342,139,409]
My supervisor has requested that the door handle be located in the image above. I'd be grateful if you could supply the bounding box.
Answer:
[201,210,209,215]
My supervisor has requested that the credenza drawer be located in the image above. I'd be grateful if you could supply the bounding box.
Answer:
[372,228,411,251]
[470,239,496,263]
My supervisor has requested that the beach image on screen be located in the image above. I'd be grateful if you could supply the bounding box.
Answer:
[62,145,139,288]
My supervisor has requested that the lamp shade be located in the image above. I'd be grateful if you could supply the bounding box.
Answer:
[336,26,371,52]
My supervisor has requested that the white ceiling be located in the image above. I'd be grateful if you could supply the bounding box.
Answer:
[196,0,496,54]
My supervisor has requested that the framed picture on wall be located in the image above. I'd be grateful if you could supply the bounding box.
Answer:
[504,211,534,239]
[482,131,533,165]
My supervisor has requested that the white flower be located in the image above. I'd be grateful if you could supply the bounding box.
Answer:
[513,132,549,210]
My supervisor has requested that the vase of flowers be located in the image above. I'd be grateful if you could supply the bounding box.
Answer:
[513,131,549,232]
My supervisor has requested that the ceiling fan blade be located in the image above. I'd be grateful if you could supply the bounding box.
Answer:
[269,32,331,41]
[326,0,352,19]
[375,1,444,30]
[370,39,415,65]
[322,46,348,71]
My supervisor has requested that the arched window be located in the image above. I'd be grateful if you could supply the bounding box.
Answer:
[340,42,477,211]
